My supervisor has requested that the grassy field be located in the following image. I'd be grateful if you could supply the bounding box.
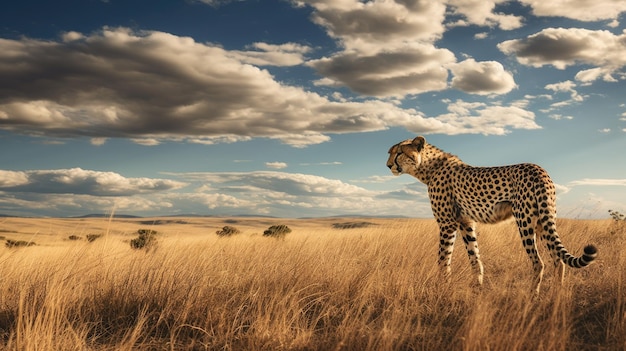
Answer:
[0,216,623,350]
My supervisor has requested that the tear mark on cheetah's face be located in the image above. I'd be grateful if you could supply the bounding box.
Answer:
[387,136,424,177]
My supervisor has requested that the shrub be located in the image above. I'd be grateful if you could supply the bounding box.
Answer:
[216,226,241,237]
[263,224,291,238]
[130,229,158,250]
[86,234,102,242]
[609,210,626,235]
[137,229,158,236]
[609,210,625,221]
[6,240,35,248]
[332,221,377,229]
[68,235,82,241]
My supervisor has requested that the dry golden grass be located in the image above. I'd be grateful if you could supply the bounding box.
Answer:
[0,216,623,350]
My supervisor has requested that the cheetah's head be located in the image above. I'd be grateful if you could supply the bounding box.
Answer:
[386,136,425,176]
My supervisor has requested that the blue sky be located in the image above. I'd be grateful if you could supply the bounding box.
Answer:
[0,0,625,218]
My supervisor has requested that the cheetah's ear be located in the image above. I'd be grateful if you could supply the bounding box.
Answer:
[412,136,425,151]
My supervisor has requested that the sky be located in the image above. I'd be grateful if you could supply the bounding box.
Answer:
[0,0,625,219]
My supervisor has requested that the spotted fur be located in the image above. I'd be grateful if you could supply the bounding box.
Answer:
[387,136,597,292]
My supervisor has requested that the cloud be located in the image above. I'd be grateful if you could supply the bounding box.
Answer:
[266,162,288,169]
[165,192,248,211]
[294,0,447,52]
[548,114,573,120]
[227,42,312,66]
[568,178,626,187]
[0,192,173,217]
[131,138,161,146]
[159,170,426,217]
[433,100,540,135]
[519,0,626,21]
[498,28,626,82]
[556,178,626,205]
[544,80,583,102]
[0,27,538,146]
[308,44,455,97]
[190,0,237,7]
[353,175,399,184]
[575,67,618,83]
[170,171,374,197]
[0,171,30,187]
[90,137,108,146]
[449,58,516,95]
[0,168,188,196]
[541,80,585,113]
[474,32,489,40]
[300,162,342,166]
[377,182,428,201]
[299,1,522,98]
[295,1,452,98]
[446,0,524,30]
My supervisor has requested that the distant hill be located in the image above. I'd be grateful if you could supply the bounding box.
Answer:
[299,214,410,219]
[1,213,409,219]
[71,214,143,219]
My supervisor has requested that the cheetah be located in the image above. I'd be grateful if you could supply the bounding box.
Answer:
[386,136,597,292]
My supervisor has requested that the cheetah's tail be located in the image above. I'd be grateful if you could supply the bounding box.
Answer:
[560,245,597,268]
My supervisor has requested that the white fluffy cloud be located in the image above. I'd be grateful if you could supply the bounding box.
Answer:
[447,0,524,30]
[227,42,312,66]
[295,0,447,52]
[298,0,521,98]
[498,28,626,82]
[449,59,516,95]
[266,162,288,169]
[519,0,626,22]
[568,178,626,187]
[171,171,374,197]
[0,192,174,217]
[433,100,540,135]
[0,168,187,196]
[545,80,584,102]
[190,0,235,7]
[298,0,452,98]
[0,168,189,216]
[0,171,30,187]
[308,44,455,97]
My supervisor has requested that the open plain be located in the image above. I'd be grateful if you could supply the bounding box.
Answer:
[0,216,623,350]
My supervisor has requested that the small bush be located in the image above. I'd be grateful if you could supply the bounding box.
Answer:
[6,240,35,248]
[333,221,378,229]
[86,234,102,242]
[137,229,158,236]
[609,210,626,235]
[68,235,82,241]
[130,229,158,250]
[609,210,625,221]
[216,226,241,237]
[263,224,291,238]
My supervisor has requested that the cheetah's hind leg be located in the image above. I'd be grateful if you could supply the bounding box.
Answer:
[459,219,484,286]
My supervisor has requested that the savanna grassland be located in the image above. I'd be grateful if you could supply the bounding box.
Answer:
[0,216,623,350]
